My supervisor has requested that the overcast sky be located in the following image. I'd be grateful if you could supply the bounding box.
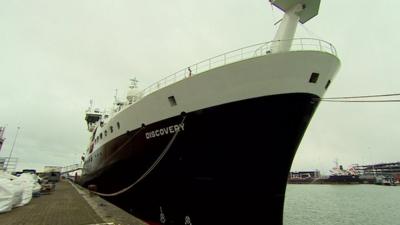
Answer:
[0,0,399,174]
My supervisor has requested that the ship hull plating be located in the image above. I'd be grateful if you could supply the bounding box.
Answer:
[81,93,319,225]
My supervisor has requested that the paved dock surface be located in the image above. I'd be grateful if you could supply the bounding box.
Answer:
[0,180,103,225]
[0,180,147,225]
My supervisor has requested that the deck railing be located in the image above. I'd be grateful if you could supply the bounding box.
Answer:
[139,38,337,98]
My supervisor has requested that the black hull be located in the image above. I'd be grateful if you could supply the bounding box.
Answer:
[80,93,319,225]
[327,175,361,184]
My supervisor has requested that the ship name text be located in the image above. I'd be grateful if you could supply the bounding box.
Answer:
[145,123,185,139]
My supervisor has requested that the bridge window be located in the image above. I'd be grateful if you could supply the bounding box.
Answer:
[100,133,103,139]
[117,122,120,129]
[105,130,108,137]
[110,126,113,133]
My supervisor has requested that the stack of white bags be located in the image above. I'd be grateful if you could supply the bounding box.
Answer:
[0,171,41,213]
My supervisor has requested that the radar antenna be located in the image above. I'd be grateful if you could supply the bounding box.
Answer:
[130,78,139,89]
[114,89,118,103]
[89,99,94,110]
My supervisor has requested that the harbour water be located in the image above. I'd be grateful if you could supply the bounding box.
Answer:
[284,184,400,225]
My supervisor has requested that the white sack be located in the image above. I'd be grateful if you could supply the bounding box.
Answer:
[0,177,14,213]
[14,174,34,207]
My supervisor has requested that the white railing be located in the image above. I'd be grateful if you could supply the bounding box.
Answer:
[139,38,337,98]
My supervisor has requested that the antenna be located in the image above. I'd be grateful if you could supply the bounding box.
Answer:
[114,89,119,103]
[130,78,139,89]
[6,126,20,171]
[89,99,94,110]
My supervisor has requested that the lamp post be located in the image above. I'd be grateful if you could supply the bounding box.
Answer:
[6,126,20,171]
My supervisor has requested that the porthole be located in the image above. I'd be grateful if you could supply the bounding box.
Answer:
[325,80,331,89]
[309,72,319,83]
[168,96,177,106]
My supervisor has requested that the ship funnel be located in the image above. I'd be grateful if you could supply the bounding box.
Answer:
[270,0,321,53]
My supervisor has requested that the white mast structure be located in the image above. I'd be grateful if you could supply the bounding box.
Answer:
[6,126,20,171]
[270,0,321,53]
[0,126,5,152]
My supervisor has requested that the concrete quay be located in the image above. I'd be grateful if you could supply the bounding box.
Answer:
[0,179,147,225]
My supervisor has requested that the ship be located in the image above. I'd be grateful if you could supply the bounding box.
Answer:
[326,161,361,184]
[79,0,340,224]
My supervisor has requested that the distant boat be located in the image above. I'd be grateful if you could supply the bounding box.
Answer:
[327,160,360,184]
[79,0,341,224]
[375,175,396,186]
[288,170,321,184]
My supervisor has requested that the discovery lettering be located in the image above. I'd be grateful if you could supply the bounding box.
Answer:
[145,123,185,139]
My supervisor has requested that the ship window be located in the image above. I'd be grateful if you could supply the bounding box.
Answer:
[168,96,177,106]
[325,80,331,89]
[105,130,108,136]
[117,122,120,129]
[100,133,103,139]
[309,73,319,83]
[110,126,113,133]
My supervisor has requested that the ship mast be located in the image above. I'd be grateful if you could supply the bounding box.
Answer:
[0,126,5,152]
[270,0,321,53]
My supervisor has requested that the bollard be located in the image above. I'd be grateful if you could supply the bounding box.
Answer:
[88,184,97,197]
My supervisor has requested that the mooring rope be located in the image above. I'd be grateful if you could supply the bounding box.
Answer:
[316,92,400,103]
[321,92,400,100]
[91,115,187,197]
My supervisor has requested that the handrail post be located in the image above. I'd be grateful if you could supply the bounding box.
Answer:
[300,39,303,51]
[319,40,322,52]
[224,54,226,64]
